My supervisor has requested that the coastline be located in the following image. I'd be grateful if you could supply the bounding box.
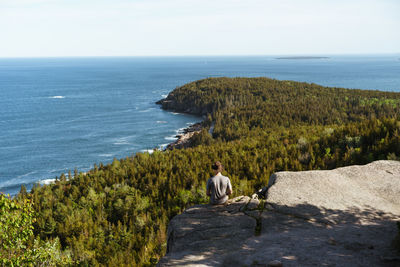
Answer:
[7,112,200,196]
[165,122,203,150]
[156,95,206,150]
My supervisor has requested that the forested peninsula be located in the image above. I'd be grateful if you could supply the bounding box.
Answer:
[2,77,400,266]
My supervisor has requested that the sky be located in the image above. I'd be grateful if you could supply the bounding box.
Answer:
[0,0,399,57]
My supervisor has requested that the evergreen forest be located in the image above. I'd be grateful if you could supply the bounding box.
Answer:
[2,77,400,266]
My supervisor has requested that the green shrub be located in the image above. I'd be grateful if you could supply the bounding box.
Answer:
[0,194,73,266]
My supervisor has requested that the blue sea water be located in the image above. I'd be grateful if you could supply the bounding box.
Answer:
[1,55,400,195]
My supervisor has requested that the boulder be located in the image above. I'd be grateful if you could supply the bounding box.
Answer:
[158,160,400,267]
[158,196,259,266]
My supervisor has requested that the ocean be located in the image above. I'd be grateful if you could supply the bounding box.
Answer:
[1,55,399,195]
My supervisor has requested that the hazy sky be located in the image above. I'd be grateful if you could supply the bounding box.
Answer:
[0,0,399,57]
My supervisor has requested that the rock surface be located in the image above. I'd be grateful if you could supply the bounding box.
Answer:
[158,160,400,267]
[166,123,203,150]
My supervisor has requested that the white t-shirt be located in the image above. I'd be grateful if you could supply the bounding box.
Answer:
[206,174,232,205]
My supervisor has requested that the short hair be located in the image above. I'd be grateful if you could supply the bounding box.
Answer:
[212,161,224,172]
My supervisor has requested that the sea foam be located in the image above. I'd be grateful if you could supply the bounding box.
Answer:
[140,149,154,154]
[159,143,170,150]
[99,153,114,157]
[40,178,56,185]
[164,136,177,141]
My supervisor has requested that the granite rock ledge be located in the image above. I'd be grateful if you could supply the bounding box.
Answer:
[158,160,400,267]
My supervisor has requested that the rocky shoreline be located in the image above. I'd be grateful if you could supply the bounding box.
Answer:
[165,122,203,150]
[156,94,206,150]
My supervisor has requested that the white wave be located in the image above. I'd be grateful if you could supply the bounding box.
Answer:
[159,143,170,149]
[161,94,168,98]
[49,169,63,174]
[165,135,178,141]
[186,122,195,125]
[120,108,133,113]
[49,96,65,99]
[114,141,130,145]
[171,112,180,115]
[139,108,155,113]
[16,171,38,179]
[113,137,130,145]
[140,149,154,154]
[40,178,56,185]
[99,153,114,157]
[157,121,168,124]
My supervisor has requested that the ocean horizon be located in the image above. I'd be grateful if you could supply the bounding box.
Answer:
[1,54,400,196]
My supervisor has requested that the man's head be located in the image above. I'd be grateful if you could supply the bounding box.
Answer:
[212,161,224,174]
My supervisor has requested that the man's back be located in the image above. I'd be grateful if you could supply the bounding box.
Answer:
[207,174,232,205]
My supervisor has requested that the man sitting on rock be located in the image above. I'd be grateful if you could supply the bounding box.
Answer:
[206,161,233,205]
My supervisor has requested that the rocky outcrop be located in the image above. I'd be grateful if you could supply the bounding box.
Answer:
[156,94,211,115]
[166,123,203,150]
[158,160,400,267]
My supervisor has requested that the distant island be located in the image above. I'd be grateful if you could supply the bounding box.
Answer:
[276,56,330,60]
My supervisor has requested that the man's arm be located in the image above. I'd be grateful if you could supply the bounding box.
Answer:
[207,188,211,196]
[226,179,233,195]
